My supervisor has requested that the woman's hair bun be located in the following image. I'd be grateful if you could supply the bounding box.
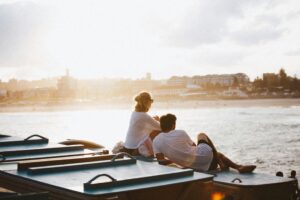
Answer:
[134,95,141,102]
[134,91,151,102]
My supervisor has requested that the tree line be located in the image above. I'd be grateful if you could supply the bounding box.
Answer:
[253,68,300,91]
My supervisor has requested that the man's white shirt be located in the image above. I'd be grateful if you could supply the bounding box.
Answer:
[153,130,213,171]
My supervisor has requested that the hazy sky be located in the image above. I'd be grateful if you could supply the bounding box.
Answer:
[0,0,299,81]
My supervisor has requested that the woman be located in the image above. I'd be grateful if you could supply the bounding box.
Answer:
[123,92,161,157]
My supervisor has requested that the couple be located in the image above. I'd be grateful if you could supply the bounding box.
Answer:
[123,91,256,173]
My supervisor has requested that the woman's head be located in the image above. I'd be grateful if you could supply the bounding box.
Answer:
[134,91,154,112]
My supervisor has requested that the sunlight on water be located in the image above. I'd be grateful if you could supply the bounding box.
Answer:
[0,106,299,179]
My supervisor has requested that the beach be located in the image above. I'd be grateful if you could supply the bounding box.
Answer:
[0,98,299,113]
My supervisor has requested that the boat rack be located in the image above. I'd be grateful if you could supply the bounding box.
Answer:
[27,156,137,175]
[0,135,102,163]
[0,134,49,147]
[83,169,194,190]
[0,144,84,157]
[17,153,124,171]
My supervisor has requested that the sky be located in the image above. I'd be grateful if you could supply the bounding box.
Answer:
[0,0,299,81]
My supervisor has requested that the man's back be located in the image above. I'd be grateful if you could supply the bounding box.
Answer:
[153,130,213,171]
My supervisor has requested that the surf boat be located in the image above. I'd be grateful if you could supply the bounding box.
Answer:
[0,134,298,200]
[208,169,299,200]
[0,134,49,146]
[0,134,112,199]
[0,134,110,163]
[0,135,214,200]
[0,153,214,200]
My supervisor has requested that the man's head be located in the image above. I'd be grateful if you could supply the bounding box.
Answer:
[160,113,177,132]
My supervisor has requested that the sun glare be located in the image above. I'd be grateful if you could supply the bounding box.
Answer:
[211,192,225,200]
[1,0,300,80]
[40,0,171,79]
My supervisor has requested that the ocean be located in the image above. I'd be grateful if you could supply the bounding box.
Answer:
[0,100,299,179]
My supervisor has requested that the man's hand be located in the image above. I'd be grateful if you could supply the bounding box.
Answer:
[156,153,172,165]
[158,159,173,165]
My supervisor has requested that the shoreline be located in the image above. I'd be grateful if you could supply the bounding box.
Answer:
[0,98,299,113]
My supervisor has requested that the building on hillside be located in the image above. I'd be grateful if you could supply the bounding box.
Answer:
[221,88,248,97]
[152,86,188,97]
[132,73,158,93]
[20,90,36,99]
[263,73,279,87]
[34,88,56,99]
[57,69,78,98]
[0,89,7,99]
[7,79,18,91]
[189,73,249,87]
[234,73,250,84]
[167,76,189,87]
[145,72,151,80]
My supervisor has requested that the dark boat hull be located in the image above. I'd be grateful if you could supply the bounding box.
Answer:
[210,170,298,200]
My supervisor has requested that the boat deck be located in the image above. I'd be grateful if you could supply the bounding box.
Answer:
[0,159,213,197]
[0,143,93,162]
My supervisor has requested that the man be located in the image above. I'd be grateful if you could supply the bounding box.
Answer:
[153,113,256,173]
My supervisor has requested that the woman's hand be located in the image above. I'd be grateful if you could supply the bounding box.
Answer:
[153,115,160,121]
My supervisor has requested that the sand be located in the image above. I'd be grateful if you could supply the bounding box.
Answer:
[0,98,299,113]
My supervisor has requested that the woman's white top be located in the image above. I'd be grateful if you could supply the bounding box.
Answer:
[124,111,160,150]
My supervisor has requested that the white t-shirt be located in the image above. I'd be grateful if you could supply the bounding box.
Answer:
[153,130,213,171]
[124,112,160,156]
